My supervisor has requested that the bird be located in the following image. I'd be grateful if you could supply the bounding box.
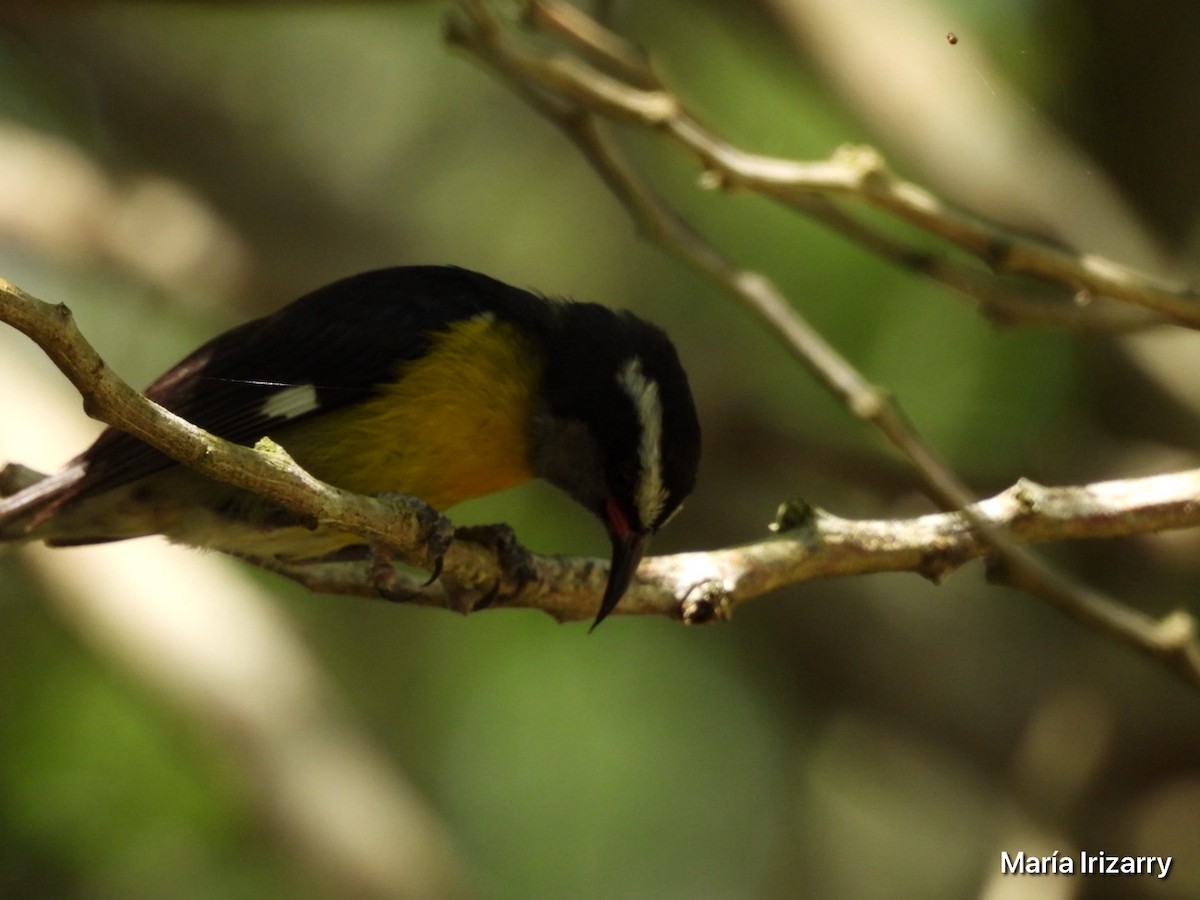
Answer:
[0,265,701,628]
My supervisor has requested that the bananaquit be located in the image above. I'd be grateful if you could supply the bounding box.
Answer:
[0,266,700,627]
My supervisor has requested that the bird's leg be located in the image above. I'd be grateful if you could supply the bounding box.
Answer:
[453,523,536,610]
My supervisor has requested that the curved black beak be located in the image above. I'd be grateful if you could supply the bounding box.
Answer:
[591,529,651,632]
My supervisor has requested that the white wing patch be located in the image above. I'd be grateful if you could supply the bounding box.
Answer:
[617,357,668,528]
[261,383,320,420]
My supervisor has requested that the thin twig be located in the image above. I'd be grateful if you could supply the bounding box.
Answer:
[789,193,1160,332]
[463,0,1198,330]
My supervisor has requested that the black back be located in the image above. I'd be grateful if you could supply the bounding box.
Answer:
[62,266,554,503]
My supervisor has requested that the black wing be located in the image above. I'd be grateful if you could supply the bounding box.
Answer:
[60,266,530,504]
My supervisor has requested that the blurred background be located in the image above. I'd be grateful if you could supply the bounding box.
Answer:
[1,1,1199,898]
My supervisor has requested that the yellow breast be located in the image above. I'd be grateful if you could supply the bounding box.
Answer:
[280,315,542,511]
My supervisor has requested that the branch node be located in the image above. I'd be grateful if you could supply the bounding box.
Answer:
[916,545,969,583]
[680,581,730,625]
[849,384,889,421]
[1010,476,1043,513]
[770,498,817,534]
[833,143,888,185]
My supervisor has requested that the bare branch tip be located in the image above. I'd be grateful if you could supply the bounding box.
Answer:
[696,169,727,191]
[1156,610,1199,651]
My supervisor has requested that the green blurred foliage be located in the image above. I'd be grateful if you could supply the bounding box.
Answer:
[1,2,1199,899]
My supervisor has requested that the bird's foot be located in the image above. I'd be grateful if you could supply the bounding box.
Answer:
[369,493,455,601]
[455,523,536,611]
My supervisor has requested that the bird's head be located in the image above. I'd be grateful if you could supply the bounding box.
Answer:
[530,303,700,629]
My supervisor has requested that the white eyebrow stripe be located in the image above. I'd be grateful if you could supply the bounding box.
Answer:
[617,357,668,528]
[261,383,320,420]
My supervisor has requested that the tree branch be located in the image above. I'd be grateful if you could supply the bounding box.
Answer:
[251,471,1200,609]
[451,0,1198,331]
